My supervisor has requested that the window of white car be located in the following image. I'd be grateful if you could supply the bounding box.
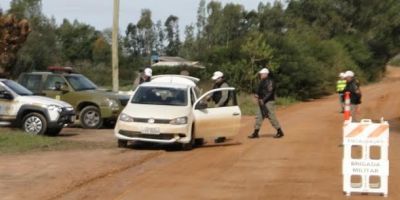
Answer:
[131,86,188,106]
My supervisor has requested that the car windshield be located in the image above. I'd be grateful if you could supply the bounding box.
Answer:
[131,87,188,106]
[2,80,33,96]
[65,75,97,91]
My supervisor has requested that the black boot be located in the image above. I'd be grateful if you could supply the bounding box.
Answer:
[248,129,260,139]
[274,128,284,138]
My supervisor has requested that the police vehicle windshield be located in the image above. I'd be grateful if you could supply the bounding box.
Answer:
[2,80,33,96]
[65,74,97,91]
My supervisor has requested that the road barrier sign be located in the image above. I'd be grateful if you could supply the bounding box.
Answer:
[342,118,389,197]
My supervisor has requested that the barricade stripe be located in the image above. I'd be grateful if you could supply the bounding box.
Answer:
[368,125,389,138]
[345,125,368,137]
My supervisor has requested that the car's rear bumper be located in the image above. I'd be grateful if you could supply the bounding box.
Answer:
[114,121,191,144]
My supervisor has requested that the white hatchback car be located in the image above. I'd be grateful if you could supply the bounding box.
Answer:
[114,75,242,150]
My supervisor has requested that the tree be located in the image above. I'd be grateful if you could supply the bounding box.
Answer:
[57,19,99,63]
[164,15,181,56]
[8,0,59,75]
[0,14,30,76]
[136,9,155,56]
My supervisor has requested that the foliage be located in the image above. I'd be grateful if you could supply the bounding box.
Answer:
[0,13,30,76]
[2,0,400,101]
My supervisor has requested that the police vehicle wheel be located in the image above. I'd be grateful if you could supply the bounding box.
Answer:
[22,112,47,135]
[118,139,128,148]
[80,106,103,129]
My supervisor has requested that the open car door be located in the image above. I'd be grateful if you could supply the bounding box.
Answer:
[193,87,241,139]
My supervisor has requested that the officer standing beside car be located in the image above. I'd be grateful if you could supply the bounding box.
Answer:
[208,71,230,107]
[207,71,230,143]
[249,68,284,139]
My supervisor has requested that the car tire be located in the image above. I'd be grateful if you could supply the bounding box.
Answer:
[46,127,62,136]
[80,106,103,129]
[118,139,128,148]
[182,128,195,151]
[22,112,47,135]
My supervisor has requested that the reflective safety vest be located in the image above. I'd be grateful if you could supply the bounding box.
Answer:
[336,79,346,92]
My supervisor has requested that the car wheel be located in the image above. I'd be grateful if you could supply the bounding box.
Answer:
[80,106,103,129]
[46,127,63,136]
[118,139,128,148]
[182,128,195,151]
[22,112,47,135]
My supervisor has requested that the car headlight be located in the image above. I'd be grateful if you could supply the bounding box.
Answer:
[106,98,120,110]
[46,104,63,113]
[119,113,134,122]
[170,117,188,125]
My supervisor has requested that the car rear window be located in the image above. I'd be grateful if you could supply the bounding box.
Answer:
[131,87,187,106]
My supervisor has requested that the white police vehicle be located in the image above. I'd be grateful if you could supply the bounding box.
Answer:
[0,79,75,135]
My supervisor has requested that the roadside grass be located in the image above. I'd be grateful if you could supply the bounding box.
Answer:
[389,55,400,67]
[0,129,113,154]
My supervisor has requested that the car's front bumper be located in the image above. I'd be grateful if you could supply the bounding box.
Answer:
[48,109,75,128]
[114,121,191,144]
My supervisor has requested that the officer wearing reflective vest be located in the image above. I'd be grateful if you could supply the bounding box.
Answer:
[337,72,347,113]
[249,68,284,139]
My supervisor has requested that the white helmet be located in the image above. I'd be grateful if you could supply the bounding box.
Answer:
[344,70,354,78]
[259,68,269,74]
[211,71,224,80]
[144,68,152,77]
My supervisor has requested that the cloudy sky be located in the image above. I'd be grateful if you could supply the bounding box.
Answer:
[0,0,273,32]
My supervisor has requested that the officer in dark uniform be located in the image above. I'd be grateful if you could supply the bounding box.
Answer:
[139,67,152,84]
[343,70,362,121]
[208,71,230,107]
[249,68,284,139]
[208,71,230,143]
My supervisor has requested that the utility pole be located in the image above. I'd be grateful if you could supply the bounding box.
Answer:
[112,0,120,92]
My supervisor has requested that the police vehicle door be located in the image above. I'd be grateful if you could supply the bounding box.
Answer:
[43,74,69,100]
[0,84,15,123]
[193,87,241,139]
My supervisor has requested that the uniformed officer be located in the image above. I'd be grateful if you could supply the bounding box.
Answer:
[249,68,284,139]
[343,70,362,121]
[139,67,152,84]
[208,71,230,107]
[208,71,230,143]
[337,72,347,113]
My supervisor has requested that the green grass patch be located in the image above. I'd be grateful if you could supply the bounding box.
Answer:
[389,55,400,67]
[0,130,113,154]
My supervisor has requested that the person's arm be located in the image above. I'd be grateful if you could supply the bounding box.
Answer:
[217,83,229,107]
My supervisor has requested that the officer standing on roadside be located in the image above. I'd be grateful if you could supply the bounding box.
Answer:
[343,70,362,121]
[249,68,284,139]
[337,72,347,113]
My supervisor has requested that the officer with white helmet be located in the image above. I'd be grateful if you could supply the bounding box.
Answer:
[208,71,230,107]
[139,67,152,84]
[249,68,284,139]
[343,70,362,121]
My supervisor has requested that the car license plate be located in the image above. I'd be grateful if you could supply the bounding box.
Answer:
[141,127,160,135]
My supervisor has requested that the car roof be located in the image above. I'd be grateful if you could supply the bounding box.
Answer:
[140,81,190,89]
[21,71,81,76]
[151,75,199,87]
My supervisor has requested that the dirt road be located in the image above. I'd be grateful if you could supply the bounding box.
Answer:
[1,67,400,200]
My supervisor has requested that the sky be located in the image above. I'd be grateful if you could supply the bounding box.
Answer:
[0,0,273,33]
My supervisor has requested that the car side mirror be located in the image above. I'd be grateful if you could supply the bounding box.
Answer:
[195,101,208,110]
[0,90,13,100]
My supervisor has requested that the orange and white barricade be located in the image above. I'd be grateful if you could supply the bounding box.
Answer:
[343,118,389,197]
